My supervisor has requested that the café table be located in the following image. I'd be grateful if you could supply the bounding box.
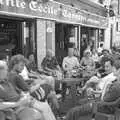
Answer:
[58,77,89,114]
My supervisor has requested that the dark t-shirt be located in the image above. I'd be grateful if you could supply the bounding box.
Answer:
[8,72,30,92]
[9,72,53,101]
[103,80,120,102]
[26,61,37,72]
[0,80,20,102]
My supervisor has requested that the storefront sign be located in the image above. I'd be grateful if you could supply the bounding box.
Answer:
[0,0,108,28]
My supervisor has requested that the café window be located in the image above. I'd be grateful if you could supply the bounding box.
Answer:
[23,20,36,58]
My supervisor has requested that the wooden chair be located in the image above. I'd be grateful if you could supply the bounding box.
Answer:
[115,108,120,120]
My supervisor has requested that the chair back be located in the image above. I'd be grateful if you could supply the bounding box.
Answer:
[17,107,43,120]
[115,108,120,120]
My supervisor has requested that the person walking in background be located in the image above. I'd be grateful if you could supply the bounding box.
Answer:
[8,54,57,120]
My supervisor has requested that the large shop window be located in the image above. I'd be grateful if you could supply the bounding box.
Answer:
[0,18,36,61]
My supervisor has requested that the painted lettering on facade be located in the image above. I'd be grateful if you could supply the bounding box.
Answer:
[0,0,108,28]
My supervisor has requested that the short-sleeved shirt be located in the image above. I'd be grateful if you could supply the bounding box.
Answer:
[41,56,59,70]
[0,80,20,102]
[62,56,79,71]
[8,72,30,92]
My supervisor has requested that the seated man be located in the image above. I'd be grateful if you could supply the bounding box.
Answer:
[81,57,116,97]
[66,58,120,120]
[62,47,79,77]
[0,60,40,120]
[8,54,58,119]
[18,58,59,111]
[19,58,55,90]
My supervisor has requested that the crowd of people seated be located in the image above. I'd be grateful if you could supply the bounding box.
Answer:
[0,44,120,120]
[0,54,61,120]
[64,47,120,120]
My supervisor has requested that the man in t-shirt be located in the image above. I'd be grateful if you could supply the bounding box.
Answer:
[66,58,120,120]
[0,61,31,120]
[8,54,57,120]
[62,47,79,73]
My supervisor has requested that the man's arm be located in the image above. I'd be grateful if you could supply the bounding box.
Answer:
[0,94,30,110]
[16,75,30,92]
[103,81,120,102]
[75,58,80,67]
[0,102,18,110]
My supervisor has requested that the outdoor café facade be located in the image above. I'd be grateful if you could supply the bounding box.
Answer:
[0,0,108,68]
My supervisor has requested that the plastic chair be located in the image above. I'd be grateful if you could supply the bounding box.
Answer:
[95,97,120,120]
[17,107,43,120]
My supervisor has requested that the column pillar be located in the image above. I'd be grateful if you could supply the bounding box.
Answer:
[46,21,55,56]
[36,19,46,69]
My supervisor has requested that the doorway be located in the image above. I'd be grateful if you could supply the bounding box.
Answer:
[0,19,22,60]
[55,23,79,66]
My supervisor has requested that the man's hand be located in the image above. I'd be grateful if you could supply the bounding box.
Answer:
[17,94,31,106]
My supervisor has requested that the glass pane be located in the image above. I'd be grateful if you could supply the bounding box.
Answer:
[23,21,35,58]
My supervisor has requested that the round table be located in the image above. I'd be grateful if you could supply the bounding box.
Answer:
[59,77,89,114]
